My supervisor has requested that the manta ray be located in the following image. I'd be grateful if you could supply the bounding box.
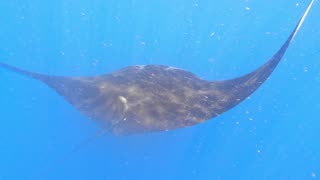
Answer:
[0,1,314,135]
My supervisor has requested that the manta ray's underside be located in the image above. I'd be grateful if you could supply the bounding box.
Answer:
[0,1,314,135]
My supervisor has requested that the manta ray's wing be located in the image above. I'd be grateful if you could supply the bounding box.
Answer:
[207,0,314,114]
[0,62,100,109]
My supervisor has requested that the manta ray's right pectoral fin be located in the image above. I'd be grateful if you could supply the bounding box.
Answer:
[209,0,314,112]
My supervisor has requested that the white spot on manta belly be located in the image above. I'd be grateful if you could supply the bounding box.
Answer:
[165,66,184,71]
[135,65,145,69]
[100,84,107,89]
[119,96,129,111]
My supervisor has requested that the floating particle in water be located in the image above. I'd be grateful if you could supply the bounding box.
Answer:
[140,42,146,46]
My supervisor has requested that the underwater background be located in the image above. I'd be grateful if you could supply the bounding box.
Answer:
[0,0,319,179]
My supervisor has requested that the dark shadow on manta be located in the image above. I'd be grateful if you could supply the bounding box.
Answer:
[0,1,314,135]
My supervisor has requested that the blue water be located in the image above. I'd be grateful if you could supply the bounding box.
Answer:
[0,0,319,180]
